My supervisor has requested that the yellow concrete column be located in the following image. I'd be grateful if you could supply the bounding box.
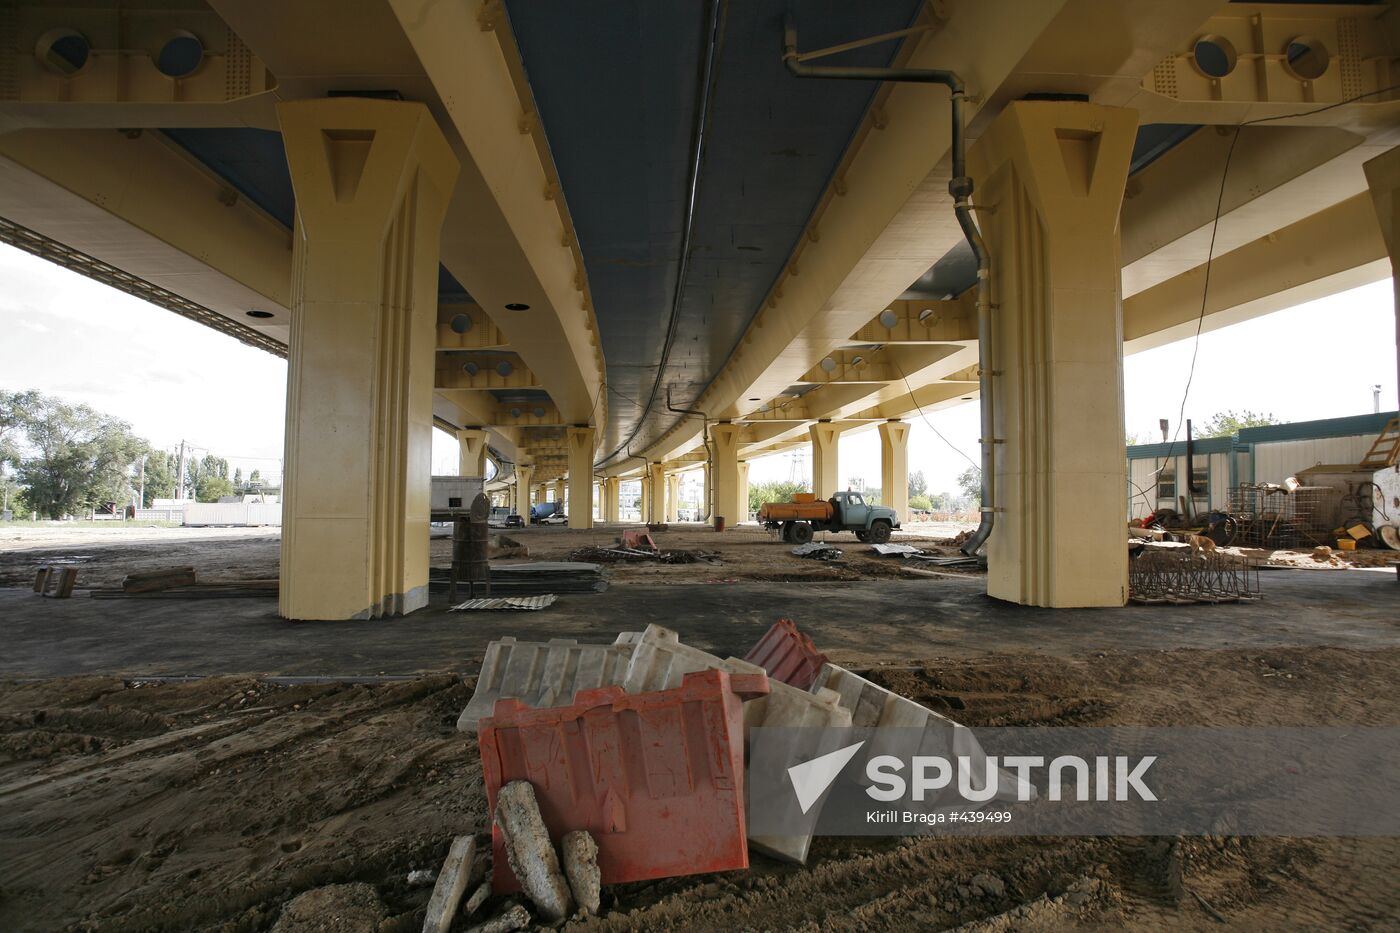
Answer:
[595,481,605,519]
[666,472,681,523]
[276,98,458,620]
[516,463,534,518]
[1363,146,1400,393]
[701,460,712,521]
[456,428,488,477]
[808,422,845,497]
[737,461,750,523]
[604,476,621,522]
[878,420,910,523]
[710,423,742,528]
[969,100,1137,608]
[566,426,595,529]
[552,479,565,507]
[647,463,666,524]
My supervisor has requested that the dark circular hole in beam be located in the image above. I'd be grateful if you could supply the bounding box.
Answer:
[505,303,530,311]
[37,30,90,76]
[1192,35,1236,79]
[246,309,274,319]
[1284,36,1329,81]
[157,32,204,78]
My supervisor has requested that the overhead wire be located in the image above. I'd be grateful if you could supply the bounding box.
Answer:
[1134,81,1400,513]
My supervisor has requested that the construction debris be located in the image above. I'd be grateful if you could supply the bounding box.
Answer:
[121,566,197,593]
[489,534,528,559]
[561,830,601,916]
[431,562,606,596]
[493,781,575,921]
[621,529,658,550]
[465,903,530,933]
[89,579,278,599]
[422,834,478,933]
[463,617,1019,901]
[33,566,78,598]
[791,541,842,560]
[569,545,718,564]
[867,542,980,567]
[463,880,491,919]
[449,595,557,612]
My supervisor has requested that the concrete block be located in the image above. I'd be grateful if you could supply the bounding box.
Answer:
[744,683,852,864]
[465,903,530,933]
[493,781,574,921]
[463,880,491,919]
[620,623,764,694]
[808,663,1029,802]
[560,830,601,916]
[457,637,634,732]
[422,834,477,933]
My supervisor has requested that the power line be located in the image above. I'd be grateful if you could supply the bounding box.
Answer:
[1137,82,1400,510]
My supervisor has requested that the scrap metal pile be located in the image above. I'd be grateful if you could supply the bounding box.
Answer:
[430,620,1013,929]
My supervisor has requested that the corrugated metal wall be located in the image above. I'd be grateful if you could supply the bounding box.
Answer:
[1127,452,1229,518]
[1251,436,1379,485]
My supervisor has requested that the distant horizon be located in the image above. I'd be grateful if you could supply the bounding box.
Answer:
[3,242,1396,498]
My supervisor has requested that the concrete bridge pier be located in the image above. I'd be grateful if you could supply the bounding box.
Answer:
[276,98,458,621]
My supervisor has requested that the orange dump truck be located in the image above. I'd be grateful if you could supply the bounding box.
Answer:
[757,490,898,545]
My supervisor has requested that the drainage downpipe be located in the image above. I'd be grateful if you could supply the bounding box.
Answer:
[666,386,714,521]
[781,18,995,557]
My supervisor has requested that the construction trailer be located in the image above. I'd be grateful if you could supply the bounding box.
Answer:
[1128,411,1399,521]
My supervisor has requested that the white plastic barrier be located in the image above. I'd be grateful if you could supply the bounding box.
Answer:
[619,624,764,693]
[456,636,634,732]
[807,663,1031,803]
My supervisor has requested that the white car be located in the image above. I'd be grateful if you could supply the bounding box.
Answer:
[539,513,569,525]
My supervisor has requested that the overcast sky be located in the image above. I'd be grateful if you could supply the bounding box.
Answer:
[2,242,1396,497]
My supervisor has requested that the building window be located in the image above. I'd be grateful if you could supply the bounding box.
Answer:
[1190,464,1209,501]
[1157,462,1176,502]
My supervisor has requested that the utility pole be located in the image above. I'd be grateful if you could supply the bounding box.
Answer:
[138,454,146,509]
[176,440,187,502]
[1374,384,1383,414]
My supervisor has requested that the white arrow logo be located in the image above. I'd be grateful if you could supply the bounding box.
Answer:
[787,741,865,814]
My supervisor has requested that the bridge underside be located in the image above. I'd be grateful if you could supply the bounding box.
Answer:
[3,0,1399,614]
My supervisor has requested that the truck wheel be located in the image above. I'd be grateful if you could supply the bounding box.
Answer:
[790,522,814,545]
[854,530,870,542]
[781,522,794,543]
[868,521,892,544]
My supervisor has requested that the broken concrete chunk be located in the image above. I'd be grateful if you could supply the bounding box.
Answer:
[463,880,491,918]
[422,834,477,933]
[494,781,574,921]
[465,902,531,933]
[561,830,601,916]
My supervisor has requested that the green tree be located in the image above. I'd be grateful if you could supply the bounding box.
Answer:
[194,454,234,502]
[0,390,38,471]
[748,479,810,514]
[140,450,179,505]
[956,466,982,506]
[249,468,262,485]
[1198,410,1281,438]
[232,467,245,491]
[15,394,145,518]
[909,494,933,512]
[908,469,928,498]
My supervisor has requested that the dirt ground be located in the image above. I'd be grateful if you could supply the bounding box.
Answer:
[2,646,1398,932]
[4,521,1392,592]
[0,521,986,590]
